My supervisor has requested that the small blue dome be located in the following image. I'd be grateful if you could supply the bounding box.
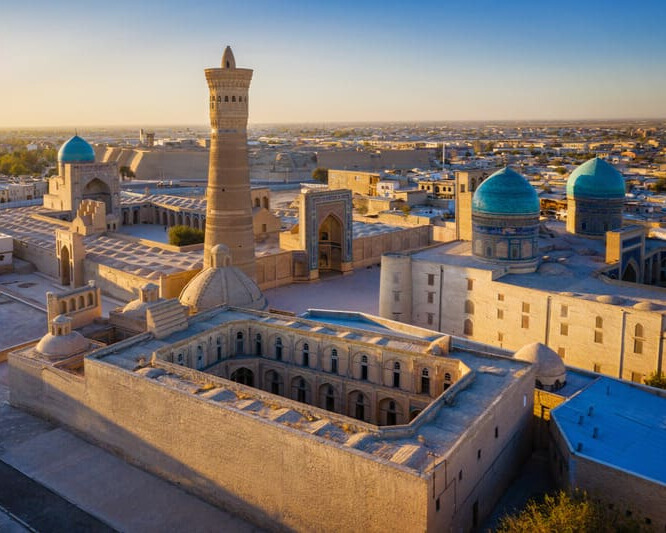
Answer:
[566,157,625,199]
[472,167,539,215]
[57,135,95,163]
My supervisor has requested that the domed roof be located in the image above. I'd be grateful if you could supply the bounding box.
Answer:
[36,330,90,359]
[514,342,566,387]
[58,135,95,163]
[472,167,539,215]
[566,157,625,199]
[179,246,266,313]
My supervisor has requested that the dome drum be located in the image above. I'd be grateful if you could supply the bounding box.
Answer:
[566,157,625,237]
[471,167,540,271]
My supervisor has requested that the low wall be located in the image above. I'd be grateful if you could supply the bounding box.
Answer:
[12,240,59,279]
[9,354,429,533]
[256,250,295,290]
[352,226,430,268]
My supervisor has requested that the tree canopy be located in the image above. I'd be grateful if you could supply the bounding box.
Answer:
[168,225,204,246]
[497,490,644,533]
[312,167,329,183]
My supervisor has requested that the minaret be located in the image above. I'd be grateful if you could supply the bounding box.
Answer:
[203,46,256,279]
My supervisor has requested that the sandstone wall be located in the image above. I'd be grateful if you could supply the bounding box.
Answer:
[9,354,429,532]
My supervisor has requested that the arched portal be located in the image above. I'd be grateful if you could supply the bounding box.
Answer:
[230,367,254,387]
[318,214,343,272]
[82,178,112,213]
[60,246,71,286]
[622,261,638,283]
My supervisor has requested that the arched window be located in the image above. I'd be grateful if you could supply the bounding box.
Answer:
[275,337,283,361]
[464,319,473,336]
[232,95,236,102]
[325,385,335,411]
[302,343,309,367]
[255,333,262,355]
[444,372,452,390]
[595,316,603,328]
[216,336,222,360]
[360,355,368,381]
[421,368,430,395]
[269,371,282,395]
[331,348,338,374]
[60,301,67,314]
[196,345,204,370]
[87,293,93,306]
[297,378,307,403]
[217,95,221,103]
[355,393,365,421]
[393,361,401,388]
[464,300,474,315]
[634,323,644,354]
[386,400,397,426]
[177,352,184,365]
[224,95,229,102]
[254,197,260,207]
[235,331,244,354]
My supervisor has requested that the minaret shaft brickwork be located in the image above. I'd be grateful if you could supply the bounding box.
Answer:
[203,46,256,279]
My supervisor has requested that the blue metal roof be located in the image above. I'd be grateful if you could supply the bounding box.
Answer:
[472,167,539,215]
[57,135,95,163]
[551,377,666,485]
[566,157,625,199]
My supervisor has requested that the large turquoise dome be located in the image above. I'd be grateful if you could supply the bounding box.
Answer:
[472,167,539,215]
[566,157,625,199]
[57,135,95,163]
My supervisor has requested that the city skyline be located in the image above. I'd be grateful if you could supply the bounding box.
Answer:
[2,0,666,127]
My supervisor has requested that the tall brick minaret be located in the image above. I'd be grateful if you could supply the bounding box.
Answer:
[203,46,256,279]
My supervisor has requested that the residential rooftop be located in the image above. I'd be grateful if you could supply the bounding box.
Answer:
[552,376,666,486]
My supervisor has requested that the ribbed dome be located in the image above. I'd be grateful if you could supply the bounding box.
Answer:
[514,342,566,389]
[566,157,625,199]
[58,135,95,163]
[472,167,539,215]
[179,246,266,314]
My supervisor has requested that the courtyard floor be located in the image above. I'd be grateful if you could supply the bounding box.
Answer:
[264,265,382,316]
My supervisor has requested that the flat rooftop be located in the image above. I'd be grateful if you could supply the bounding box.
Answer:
[89,306,532,474]
[552,377,666,485]
[411,221,666,308]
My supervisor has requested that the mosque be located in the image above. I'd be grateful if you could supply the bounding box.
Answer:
[380,159,666,384]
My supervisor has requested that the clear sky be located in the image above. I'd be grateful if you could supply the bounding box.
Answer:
[1,0,665,127]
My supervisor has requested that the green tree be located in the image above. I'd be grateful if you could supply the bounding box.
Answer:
[644,371,666,389]
[312,167,329,183]
[168,225,204,246]
[497,490,644,533]
[119,166,135,178]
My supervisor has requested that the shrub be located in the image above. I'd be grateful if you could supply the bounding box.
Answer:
[168,225,204,246]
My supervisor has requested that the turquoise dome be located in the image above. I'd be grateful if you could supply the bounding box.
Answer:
[472,167,539,215]
[566,158,625,199]
[57,135,95,163]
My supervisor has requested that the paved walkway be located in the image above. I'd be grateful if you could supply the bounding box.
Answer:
[0,362,262,533]
[265,265,381,315]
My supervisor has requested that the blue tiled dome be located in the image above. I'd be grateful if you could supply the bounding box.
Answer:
[472,167,539,215]
[57,135,95,163]
[566,157,625,199]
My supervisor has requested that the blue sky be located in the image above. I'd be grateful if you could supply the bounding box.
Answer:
[1,0,665,126]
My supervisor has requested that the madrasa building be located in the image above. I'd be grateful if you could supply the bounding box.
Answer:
[379,160,666,384]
